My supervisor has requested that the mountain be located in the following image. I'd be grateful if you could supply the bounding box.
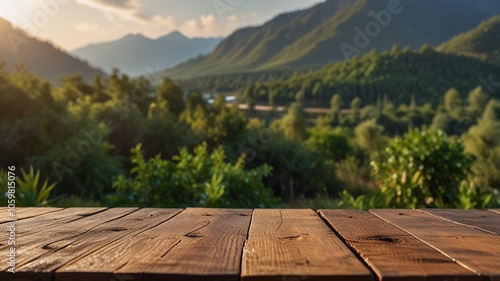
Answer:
[239,48,500,106]
[165,0,500,79]
[437,15,500,64]
[71,31,223,77]
[0,18,104,83]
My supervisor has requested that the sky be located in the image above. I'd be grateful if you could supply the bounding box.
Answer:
[0,0,323,51]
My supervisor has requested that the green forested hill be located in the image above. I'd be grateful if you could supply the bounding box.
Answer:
[239,47,500,106]
[437,15,500,64]
[165,0,500,79]
[0,17,104,83]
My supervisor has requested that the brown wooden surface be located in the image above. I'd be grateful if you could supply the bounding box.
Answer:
[0,207,62,223]
[58,208,251,281]
[0,208,138,280]
[419,209,500,235]
[489,209,500,215]
[319,209,482,281]
[371,209,500,281]
[241,209,373,281]
[2,208,500,281]
[16,208,108,237]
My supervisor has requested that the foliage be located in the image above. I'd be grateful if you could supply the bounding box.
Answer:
[464,100,500,188]
[0,167,57,207]
[1,49,500,209]
[341,129,493,209]
[278,102,307,141]
[437,15,500,64]
[205,49,500,107]
[53,195,103,208]
[371,129,476,208]
[109,143,279,208]
[305,127,352,161]
[354,119,386,154]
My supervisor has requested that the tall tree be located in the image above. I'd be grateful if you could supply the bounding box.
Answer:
[156,77,185,116]
[281,102,307,141]
[464,100,500,187]
[444,88,462,113]
[467,86,488,120]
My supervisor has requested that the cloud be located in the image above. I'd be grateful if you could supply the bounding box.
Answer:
[74,21,101,33]
[178,14,239,38]
[76,0,147,22]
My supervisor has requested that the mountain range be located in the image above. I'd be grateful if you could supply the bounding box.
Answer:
[71,32,223,77]
[164,0,500,79]
[437,15,500,64]
[0,17,104,83]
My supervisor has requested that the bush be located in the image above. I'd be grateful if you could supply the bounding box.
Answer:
[0,167,57,207]
[108,143,280,208]
[342,128,494,209]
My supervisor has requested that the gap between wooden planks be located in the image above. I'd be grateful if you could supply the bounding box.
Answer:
[0,207,63,224]
[242,209,373,281]
[0,208,140,281]
[319,209,483,281]
[371,209,500,281]
[57,208,251,281]
[418,209,500,235]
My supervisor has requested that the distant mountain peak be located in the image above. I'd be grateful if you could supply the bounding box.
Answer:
[120,33,149,41]
[70,30,223,76]
[165,0,500,79]
[159,31,188,41]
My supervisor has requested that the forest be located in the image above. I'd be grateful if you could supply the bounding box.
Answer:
[1,45,500,209]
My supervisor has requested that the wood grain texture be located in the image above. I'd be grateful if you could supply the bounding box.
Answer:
[320,209,482,281]
[371,209,500,281]
[57,208,252,281]
[0,208,138,281]
[0,207,62,223]
[489,209,500,215]
[14,208,108,238]
[242,209,373,281]
[419,209,500,235]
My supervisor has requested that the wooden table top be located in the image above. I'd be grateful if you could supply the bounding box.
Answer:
[1,208,499,281]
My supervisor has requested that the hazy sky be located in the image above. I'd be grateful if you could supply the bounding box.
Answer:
[0,0,323,51]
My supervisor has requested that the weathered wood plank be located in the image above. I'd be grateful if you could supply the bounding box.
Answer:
[419,209,500,235]
[13,208,181,281]
[11,208,108,238]
[489,209,500,215]
[371,209,500,281]
[242,209,373,281]
[0,207,63,223]
[320,209,482,281]
[0,208,138,280]
[57,208,251,281]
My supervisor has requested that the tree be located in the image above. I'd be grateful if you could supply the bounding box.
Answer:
[354,119,386,154]
[306,127,352,161]
[467,86,488,120]
[350,97,362,123]
[444,88,462,113]
[91,75,107,103]
[280,102,307,141]
[464,100,500,188]
[156,77,185,116]
[330,94,343,113]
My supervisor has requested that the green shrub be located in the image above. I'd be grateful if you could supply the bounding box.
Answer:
[342,128,494,209]
[108,143,280,208]
[0,167,57,207]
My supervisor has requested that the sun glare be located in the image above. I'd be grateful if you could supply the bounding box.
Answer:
[0,2,38,26]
